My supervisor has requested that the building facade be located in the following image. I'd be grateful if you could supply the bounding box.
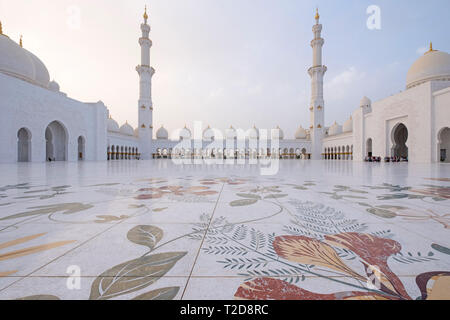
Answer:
[0,10,449,164]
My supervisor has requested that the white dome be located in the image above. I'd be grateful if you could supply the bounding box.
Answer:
[107,117,120,133]
[295,126,307,139]
[48,80,60,92]
[179,126,191,140]
[328,122,342,136]
[272,126,284,140]
[406,49,450,89]
[248,126,259,139]
[360,96,371,107]
[203,126,215,141]
[156,126,168,140]
[343,117,353,132]
[225,126,237,140]
[120,122,134,136]
[0,34,50,88]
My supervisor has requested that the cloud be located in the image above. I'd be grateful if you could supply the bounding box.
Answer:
[416,46,428,55]
[324,67,366,100]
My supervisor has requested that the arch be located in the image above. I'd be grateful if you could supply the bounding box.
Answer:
[391,123,408,158]
[366,138,373,158]
[78,136,85,161]
[438,127,450,163]
[45,121,68,161]
[17,127,32,162]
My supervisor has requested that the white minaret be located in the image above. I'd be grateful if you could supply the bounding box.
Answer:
[136,6,155,160]
[308,9,327,160]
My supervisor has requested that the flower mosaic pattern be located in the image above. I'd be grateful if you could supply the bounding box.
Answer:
[0,163,449,300]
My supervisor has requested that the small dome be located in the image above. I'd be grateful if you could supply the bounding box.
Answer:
[407,48,450,89]
[248,125,259,139]
[295,126,307,139]
[203,126,215,141]
[225,126,237,140]
[343,117,353,132]
[360,96,371,107]
[179,126,191,140]
[0,33,50,88]
[272,126,284,140]
[328,121,342,136]
[107,117,120,133]
[48,80,60,92]
[120,122,134,136]
[156,126,168,140]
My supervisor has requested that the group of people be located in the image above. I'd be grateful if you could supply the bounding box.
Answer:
[364,156,408,163]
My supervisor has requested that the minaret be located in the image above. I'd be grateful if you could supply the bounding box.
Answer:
[136,6,155,160]
[308,9,327,160]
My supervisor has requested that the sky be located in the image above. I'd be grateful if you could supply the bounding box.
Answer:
[1,0,449,139]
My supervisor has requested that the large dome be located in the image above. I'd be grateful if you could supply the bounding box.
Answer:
[0,33,50,88]
[295,126,307,139]
[406,48,450,89]
[107,117,120,133]
[120,122,134,136]
[156,126,168,140]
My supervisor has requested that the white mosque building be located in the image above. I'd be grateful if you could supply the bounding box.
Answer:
[0,9,449,164]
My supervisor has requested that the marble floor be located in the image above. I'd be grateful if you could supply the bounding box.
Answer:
[0,160,449,300]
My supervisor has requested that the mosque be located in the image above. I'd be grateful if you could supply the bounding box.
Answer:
[0,9,449,163]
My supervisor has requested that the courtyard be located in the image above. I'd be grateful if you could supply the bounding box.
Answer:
[0,160,449,300]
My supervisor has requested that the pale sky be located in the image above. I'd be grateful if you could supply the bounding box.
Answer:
[1,0,449,138]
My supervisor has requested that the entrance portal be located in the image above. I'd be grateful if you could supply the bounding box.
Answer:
[45,121,67,161]
[438,127,450,163]
[17,128,31,162]
[392,123,408,158]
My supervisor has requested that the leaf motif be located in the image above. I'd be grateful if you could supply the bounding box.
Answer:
[234,278,391,300]
[264,194,288,199]
[152,207,168,212]
[0,240,76,262]
[89,252,187,300]
[16,295,60,300]
[230,199,258,207]
[0,203,93,221]
[431,243,450,255]
[127,225,163,250]
[237,194,262,200]
[367,207,397,219]
[95,215,129,223]
[132,287,180,300]
[0,270,17,277]
[273,235,365,281]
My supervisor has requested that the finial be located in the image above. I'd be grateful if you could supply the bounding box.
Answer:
[0,21,3,35]
[143,5,148,23]
[428,42,434,53]
[315,8,320,22]
[19,35,23,47]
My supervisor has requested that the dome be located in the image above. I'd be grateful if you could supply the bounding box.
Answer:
[406,48,450,89]
[179,126,191,140]
[360,96,371,107]
[343,116,353,132]
[272,126,284,140]
[328,121,342,136]
[156,126,168,140]
[248,125,259,139]
[120,122,134,136]
[225,126,237,140]
[107,117,120,133]
[295,126,307,139]
[48,80,60,92]
[203,126,215,141]
[0,33,50,88]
